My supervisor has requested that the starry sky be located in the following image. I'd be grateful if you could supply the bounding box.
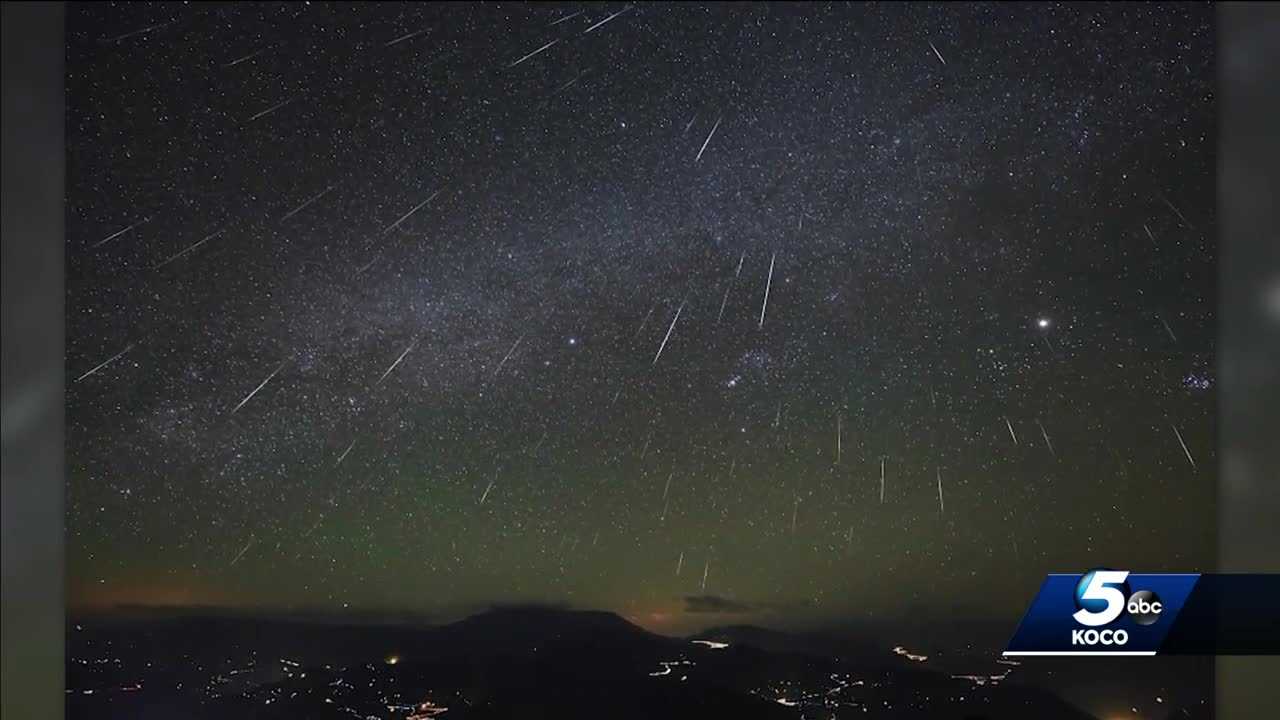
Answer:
[66,2,1215,634]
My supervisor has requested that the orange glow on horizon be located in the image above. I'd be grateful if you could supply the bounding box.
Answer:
[69,575,250,612]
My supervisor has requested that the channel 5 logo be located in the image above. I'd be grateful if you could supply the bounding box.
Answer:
[1004,570,1199,656]
[1070,569,1163,646]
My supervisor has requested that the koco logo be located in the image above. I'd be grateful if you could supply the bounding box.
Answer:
[1070,569,1163,646]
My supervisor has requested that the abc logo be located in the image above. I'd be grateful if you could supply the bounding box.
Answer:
[1126,589,1163,626]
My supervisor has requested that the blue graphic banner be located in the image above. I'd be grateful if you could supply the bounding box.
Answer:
[1005,572,1280,656]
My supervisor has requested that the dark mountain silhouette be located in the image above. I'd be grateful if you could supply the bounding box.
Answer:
[692,623,885,662]
[67,606,1107,720]
[432,605,681,657]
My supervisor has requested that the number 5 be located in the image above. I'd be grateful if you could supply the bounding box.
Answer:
[1072,570,1129,627]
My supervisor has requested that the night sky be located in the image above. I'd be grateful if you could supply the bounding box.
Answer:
[66,2,1215,634]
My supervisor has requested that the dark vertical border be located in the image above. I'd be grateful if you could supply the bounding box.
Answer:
[1,2,66,719]
[1219,2,1280,717]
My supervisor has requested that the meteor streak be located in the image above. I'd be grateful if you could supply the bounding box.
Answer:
[231,359,289,414]
[759,253,775,328]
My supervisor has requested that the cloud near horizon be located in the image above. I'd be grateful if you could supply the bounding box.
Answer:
[683,595,755,614]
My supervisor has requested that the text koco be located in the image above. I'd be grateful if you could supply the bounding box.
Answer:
[1071,628,1130,646]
